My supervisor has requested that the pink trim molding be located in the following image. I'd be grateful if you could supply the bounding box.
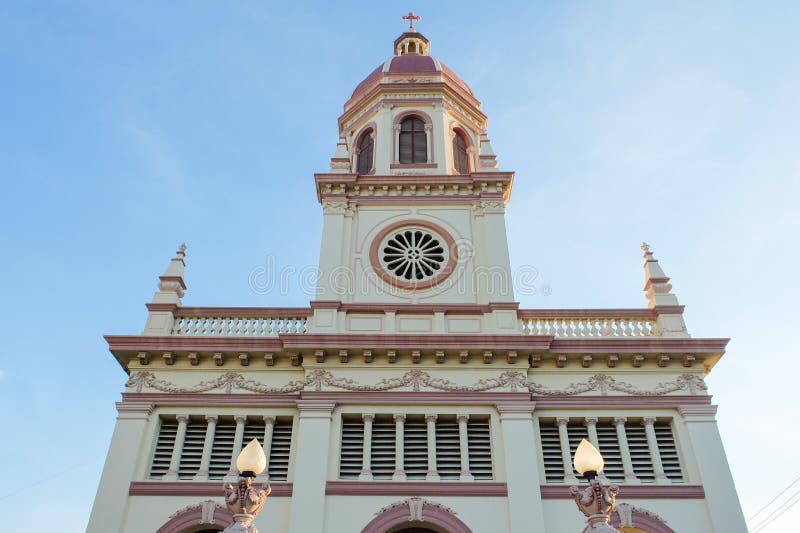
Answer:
[361,499,473,533]
[539,485,705,499]
[301,391,531,405]
[369,219,459,291]
[122,393,301,407]
[156,506,233,533]
[326,481,507,496]
[129,481,293,497]
[532,395,712,409]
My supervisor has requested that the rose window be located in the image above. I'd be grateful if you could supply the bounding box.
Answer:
[380,228,448,281]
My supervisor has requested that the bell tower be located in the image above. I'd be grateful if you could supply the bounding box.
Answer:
[314,24,516,323]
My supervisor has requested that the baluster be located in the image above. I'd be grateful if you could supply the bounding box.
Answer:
[604,319,614,337]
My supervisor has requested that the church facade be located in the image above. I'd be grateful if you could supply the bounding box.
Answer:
[87,26,747,533]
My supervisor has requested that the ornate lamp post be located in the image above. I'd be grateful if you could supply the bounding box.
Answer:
[570,439,622,533]
[222,439,271,533]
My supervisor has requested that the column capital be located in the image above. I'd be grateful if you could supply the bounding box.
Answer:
[679,405,718,422]
[115,402,154,420]
[234,415,248,424]
[205,414,219,423]
[176,414,191,424]
[393,413,407,423]
[613,416,627,426]
[263,415,277,424]
[583,417,599,426]
[642,416,657,426]
[296,400,336,419]
[456,413,470,424]
[425,413,438,423]
[555,416,570,427]
[362,413,375,423]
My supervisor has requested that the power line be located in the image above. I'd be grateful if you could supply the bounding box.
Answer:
[751,487,800,533]
[747,474,800,522]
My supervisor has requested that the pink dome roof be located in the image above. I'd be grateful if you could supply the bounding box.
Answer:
[350,54,474,99]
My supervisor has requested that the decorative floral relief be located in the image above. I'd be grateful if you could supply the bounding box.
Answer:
[529,373,707,397]
[125,371,306,394]
[616,503,668,527]
[376,497,456,520]
[168,500,224,524]
[126,369,706,397]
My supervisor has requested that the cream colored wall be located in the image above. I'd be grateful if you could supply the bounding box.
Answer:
[90,356,745,533]
[315,204,515,306]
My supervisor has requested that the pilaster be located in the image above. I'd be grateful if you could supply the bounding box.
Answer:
[86,402,153,533]
[679,405,747,532]
[497,403,546,533]
[287,401,336,533]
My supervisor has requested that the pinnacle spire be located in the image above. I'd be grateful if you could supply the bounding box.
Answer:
[641,242,678,308]
[151,243,187,305]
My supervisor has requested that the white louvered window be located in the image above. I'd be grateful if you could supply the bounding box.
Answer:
[149,418,177,478]
[538,417,684,484]
[403,416,429,480]
[148,414,294,481]
[209,419,236,479]
[435,417,461,479]
[178,418,207,479]
[370,416,396,479]
[625,423,654,482]
[467,417,493,479]
[538,423,563,483]
[268,418,293,481]
[654,420,683,482]
[339,416,364,479]
[338,413,494,481]
[595,424,624,483]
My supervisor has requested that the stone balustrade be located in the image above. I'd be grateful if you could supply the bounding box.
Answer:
[518,311,659,337]
[171,308,311,336]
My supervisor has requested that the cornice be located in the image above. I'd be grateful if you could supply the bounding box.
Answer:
[548,338,729,354]
[325,481,507,497]
[314,173,514,205]
[539,485,705,499]
[129,481,292,497]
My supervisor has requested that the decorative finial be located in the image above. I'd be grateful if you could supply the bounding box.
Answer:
[179,243,187,253]
[402,11,421,31]
[641,242,650,254]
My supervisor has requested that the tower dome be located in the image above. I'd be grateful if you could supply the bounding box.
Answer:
[350,31,474,102]
[332,25,499,177]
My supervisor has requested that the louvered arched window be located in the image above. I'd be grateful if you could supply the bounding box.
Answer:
[453,131,469,174]
[399,117,427,164]
[357,129,374,174]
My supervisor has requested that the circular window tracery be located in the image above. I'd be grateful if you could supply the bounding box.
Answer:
[369,220,458,290]
[381,228,447,281]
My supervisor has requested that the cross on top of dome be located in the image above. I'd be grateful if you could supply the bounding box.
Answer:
[394,13,429,56]
[402,11,421,31]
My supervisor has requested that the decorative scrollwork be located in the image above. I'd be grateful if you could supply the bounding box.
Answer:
[125,371,306,394]
[126,369,706,397]
[529,373,707,396]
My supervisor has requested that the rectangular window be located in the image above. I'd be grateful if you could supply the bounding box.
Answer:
[537,417,684,484]
[148,414,294,481]
[337,412,494,481]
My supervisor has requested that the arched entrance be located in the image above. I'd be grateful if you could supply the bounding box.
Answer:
[361,497,472,533]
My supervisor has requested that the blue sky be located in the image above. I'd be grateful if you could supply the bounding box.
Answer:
[1,1,798,531]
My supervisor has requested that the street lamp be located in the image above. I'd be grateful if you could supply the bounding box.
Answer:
[222,439,271,533]
[570,439,622,533]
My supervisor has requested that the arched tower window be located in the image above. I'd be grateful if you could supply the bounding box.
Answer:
[356,129,374,174]
[399,117,427,164]
[453,130,470,174]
